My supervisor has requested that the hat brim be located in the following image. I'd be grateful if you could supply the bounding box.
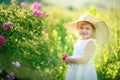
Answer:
[63,18,109,46]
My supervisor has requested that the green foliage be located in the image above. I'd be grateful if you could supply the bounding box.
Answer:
[94,9,120,80]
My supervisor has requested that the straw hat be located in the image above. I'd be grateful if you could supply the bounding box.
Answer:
[63,14,109,46]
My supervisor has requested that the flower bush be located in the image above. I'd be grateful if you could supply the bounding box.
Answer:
[0,0,49,79]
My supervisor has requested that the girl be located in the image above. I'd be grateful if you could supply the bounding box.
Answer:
[63,14,109,80]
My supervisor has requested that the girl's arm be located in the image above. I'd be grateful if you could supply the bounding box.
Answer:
[64,41,95,64]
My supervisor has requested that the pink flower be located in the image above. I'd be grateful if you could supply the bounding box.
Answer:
[32,10,38,15]
[33,10,44,18]
[0,36,6,47]
[37,11,44,18]
[62,54,68,60]
[20,2,27,8]
[2,22,14,30]
[31,2,42,10]
[45,13,49,17]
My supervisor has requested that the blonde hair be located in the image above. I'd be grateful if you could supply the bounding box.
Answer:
[77,21,96,38]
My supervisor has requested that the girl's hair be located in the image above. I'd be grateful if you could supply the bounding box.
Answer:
[77,21,96,38]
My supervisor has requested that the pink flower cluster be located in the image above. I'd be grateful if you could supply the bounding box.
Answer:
[20,2,27,8]
[33,10,49,18]
[2,22,14,30]
[33,10,44,18]
[0,36,6,47]
[62,54,68,60]
[31,2,42,10]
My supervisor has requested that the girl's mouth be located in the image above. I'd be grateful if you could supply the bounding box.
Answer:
[80,33,87,35]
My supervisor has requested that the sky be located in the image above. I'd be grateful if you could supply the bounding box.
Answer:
[44,0,119,9]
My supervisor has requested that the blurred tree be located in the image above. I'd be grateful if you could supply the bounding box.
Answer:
[0,0,43,4]
[0,0,10,4]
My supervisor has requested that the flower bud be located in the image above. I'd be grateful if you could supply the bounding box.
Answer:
[0,36,6,46]
[2,22,14,30]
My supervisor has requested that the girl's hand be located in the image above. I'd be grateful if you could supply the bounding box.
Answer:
[64,57,71,64]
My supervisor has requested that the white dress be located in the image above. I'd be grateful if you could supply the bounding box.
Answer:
[65,39,97,80]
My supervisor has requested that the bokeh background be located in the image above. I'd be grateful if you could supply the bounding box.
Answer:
[0,0,120,80]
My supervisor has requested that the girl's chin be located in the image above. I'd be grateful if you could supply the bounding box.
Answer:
[80,37,87,40]
[80,36,89,40]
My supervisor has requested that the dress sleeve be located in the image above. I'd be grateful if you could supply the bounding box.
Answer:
[87,39,96,46]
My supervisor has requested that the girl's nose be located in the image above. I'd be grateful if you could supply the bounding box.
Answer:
[82,29,86,32]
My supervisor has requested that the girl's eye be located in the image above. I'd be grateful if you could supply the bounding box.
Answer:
[80,27,84,29]
[86,28,90,30]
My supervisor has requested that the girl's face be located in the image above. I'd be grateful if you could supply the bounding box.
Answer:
[77,22,94,40]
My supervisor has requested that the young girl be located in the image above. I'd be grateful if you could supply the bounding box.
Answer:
[63,14,109,80]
